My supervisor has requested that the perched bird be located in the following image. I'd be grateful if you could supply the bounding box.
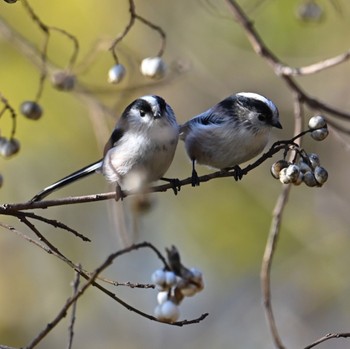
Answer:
[30,95,179,202]
[179,92,282,185]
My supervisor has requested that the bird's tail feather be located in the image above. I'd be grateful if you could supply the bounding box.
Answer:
[29,160,103,202]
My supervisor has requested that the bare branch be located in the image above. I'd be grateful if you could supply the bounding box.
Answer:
[224,0,350,122]
[304,332,350,349]
[67,267,81,349]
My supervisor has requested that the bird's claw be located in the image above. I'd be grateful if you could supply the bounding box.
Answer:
[191,169,200,187]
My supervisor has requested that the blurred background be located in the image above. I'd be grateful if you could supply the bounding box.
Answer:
[0,0,350,348]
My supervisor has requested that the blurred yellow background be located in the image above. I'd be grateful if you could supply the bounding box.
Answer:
[0,0,350,348]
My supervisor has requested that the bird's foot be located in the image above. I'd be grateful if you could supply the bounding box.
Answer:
[191,169,200,187]
[115,184,125,201]
[231,165,245,181]
[161,177,181,195]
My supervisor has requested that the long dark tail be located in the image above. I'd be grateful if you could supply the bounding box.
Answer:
[29,160,103,202]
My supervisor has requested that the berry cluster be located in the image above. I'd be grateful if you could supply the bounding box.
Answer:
[108,56,166,84]
[271,115,329,187]
[151,247,204,323]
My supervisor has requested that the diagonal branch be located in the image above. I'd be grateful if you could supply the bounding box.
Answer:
[224,0,350,121]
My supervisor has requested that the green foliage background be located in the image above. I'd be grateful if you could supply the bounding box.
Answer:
[0,1,350,348]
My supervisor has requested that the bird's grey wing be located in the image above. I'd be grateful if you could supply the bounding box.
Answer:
[189,108,227,127]
[179,109,225,140]
[103,127,124,155]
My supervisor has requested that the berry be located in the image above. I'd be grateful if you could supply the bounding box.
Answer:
[303,171,317,187]
[298,161,312,173]
[51,71,75,91]
[308,153,320,169]
[279,168,291,184]
[140,57,166,79]
[314,166,328,186]
[151,269,166,287]
[286,164,300,183]
[20,101,43,120]
[311,128,329,141]
[157,291,169,305]
[179,283,198,297]
[0,138,20,158]
[108,64,126,84]
[154,300,180,323]
[297,1,323,22]
[271,160,289,179]
[164,271,177,287]
[308,115,326,130]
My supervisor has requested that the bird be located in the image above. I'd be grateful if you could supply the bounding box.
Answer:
[179,92,282,186]
[30,95,179,202]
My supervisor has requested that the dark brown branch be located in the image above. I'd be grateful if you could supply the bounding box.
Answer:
[0,129,314,212]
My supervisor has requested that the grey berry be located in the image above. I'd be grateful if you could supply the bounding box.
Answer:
[0,138,20,158]
[303,171,317,187]
[308,153,320,169]
[21,101,43,120]
[314,166,328,186]
[311,128,329,141]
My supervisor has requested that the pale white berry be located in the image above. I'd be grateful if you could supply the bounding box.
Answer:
[154,300,180,323]
[157,291,169,305]
[140,57,166,79]
[303,171,317,187]
[314,166,328,185]
[51,71,76,91]
[270,160,288,179]
[286,164,300,183]
[151,269,166,287]
[279,168,291,184]
[311,128,329,141]
[308,115,326,130]
[108,64,126,84]
[308,153,320,169]
[0,138,20,158]
[164,271,177,287]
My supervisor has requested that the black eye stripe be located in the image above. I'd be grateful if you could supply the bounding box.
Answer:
[121,99,153,119]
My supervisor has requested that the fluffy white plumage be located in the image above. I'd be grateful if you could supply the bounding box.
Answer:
[180,92,282,184]
[30,95,179,202]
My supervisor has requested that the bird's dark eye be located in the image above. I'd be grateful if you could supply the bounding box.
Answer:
[258,114,266,122]
[139,110,146,117]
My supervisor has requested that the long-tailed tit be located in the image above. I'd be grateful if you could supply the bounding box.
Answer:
[30,95,179,202]
[179,92,282,185]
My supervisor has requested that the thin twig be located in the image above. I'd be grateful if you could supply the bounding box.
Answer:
[109,0,166,61]
[304,332,350,349]
[224,0,350,122]
[67,267,81,349]
[260,185,290,349]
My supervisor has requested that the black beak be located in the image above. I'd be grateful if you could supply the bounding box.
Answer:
[273,120,283,129]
